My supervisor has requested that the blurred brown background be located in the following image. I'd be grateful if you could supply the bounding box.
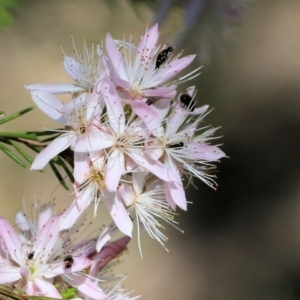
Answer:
[1,0,300,299]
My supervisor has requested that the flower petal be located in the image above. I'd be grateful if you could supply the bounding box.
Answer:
[25,83,85,94]
[30,91,68,124]
[150,98,171,121]
[102,79,125,134]
[137,23,159,56]
[110,69,132,91]
[184,86,196,96]
[33,277,62,298]
[63,275,106,300]
[167,181,187,211]
[102,189,133,237]
[90,236,130,277]
[165,104,187,136]
[131,100,159,131]
[0,217,23,264]
[105,149,125,192]
[188,144,226,161]
[15,211,31,232]
[31,133,75,170]
[63,92,88,111]
[0,265,21,283]
[143,85,177,97]
[165,156,187,210]
[129,148,179,183]
[105,32,128,82]
[73,152,90,184]
[165,187,177,210]
[59,198,84,231]
[33,216,60,260]
[63,55,86,84]
[86,90,104,121]
[132,99,170,138]
[37,202,54,231]
[161,54,196,83]
[189,104,209,115]
[96,221,119,252]
[26,281,39,296]
[72,131,114,153]
[118,184,135,207]
[161,90,177,99]
[76,184,94,211]
[132,171,147,195]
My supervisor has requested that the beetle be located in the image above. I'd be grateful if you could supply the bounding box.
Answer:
[63,255,74,269]
[179,93,195,112]
[168,142,184,149]
[155,46,174,70]
[27,251,34,260]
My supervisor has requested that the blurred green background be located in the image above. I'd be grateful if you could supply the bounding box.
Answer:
[1,0,300,299]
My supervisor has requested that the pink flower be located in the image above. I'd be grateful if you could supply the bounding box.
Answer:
[118,172,180,254]
[0,216,70,298]
[134,88,226,210]
[104,24,199,100]
[29,90,103,170]
[0,205,112,299]
[89,236,130,277]
[74,79,179,189]
[25,38,108,95]
[68,151,133,238]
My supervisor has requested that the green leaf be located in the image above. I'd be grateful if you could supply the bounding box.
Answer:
[54,156,74,183]
[10,141,34,164]
[0,0,21,27]
[49,161,69,190]
[0,142,26,167]
[23,143,43,153]
[0,106,35,125]
[27,129,63,137]
[0,131,38,140]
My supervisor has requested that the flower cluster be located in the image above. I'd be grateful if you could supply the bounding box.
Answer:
[0,201,137,299]
[25,24,225,253]
[0,23,226,300]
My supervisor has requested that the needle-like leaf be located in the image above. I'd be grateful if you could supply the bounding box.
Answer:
[0,142,26,167]
[0,106,35,125]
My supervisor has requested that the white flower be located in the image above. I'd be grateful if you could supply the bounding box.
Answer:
[25,37,108,95]
[1,206,113,299]
[0,216,70,298]
[133,87,225,210]
[118,172,180,254]
[28,91,103,170]
[104,23,200,100]
[74,79,179,189]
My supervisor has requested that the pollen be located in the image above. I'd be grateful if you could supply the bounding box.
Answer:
[89,169,105,192]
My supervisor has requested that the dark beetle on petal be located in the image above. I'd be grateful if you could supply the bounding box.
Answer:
[63,255,74,269]
[155,46,174,70]
[180,93,195,112]
[168,142,184,149]
[27,251,34,260]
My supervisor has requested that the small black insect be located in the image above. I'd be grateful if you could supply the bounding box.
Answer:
[168,142,184,150]
[63,255,74,269]
[180,94,195,112]
[146,97,157,105]
[27,251,34,260]
[155,46,174,70]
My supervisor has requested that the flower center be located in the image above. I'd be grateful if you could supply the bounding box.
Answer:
[89,169,105,192]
